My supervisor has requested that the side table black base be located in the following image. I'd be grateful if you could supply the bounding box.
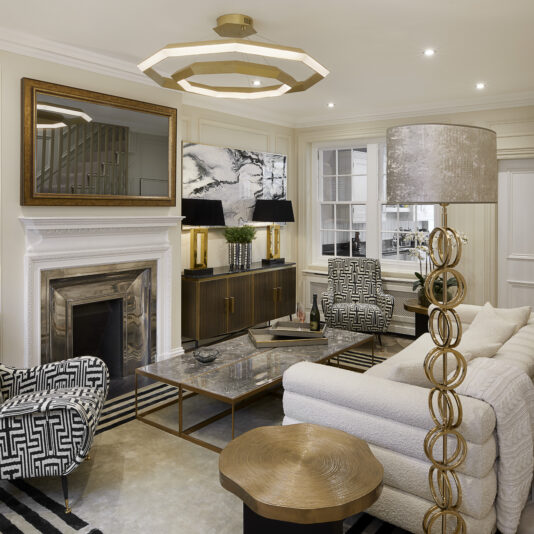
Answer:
[243,504,343,534]
[415,312,429,338]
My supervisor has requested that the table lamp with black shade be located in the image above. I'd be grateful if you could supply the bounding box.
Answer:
[252,199,294,265]
[182,198,225,277]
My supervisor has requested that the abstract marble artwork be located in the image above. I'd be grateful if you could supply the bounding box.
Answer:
[182,142,287,226]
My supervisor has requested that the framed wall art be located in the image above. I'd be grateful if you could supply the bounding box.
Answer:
[182,142,287,226]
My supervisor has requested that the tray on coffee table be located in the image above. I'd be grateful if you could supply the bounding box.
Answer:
[248,327,328,348]
[259,321,326,338]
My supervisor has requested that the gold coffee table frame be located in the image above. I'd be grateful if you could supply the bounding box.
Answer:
[135,331,373,453]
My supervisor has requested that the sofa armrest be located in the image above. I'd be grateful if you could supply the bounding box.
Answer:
[377,292,394,320]
[283,361,495,443]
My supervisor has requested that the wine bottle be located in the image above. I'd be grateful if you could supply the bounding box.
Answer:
[310,294,321,331]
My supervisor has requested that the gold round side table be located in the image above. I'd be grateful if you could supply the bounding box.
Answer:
[219,423,383,534]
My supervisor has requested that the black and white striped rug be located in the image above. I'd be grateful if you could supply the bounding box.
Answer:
[0,479,102,534]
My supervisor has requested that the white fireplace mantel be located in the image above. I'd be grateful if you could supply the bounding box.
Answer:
[20,216,184,367]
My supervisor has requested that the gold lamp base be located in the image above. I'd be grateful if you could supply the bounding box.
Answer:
[262,224,285,265]
[184,227,213,277]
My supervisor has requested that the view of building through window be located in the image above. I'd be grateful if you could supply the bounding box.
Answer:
[317,144,435,264]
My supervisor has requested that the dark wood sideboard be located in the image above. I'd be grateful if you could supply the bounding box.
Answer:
[182,262,296,341]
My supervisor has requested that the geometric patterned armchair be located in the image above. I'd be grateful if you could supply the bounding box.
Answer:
[321,258,395,337]
[0,356,109,513]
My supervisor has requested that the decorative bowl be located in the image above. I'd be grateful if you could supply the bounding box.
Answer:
[193,348,219,364]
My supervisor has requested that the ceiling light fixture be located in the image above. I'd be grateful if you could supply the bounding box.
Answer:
[476,82,486,90]
[327,102,335,108]
[138,14,329,99]
[252,80,261,86]
[423,48,436,57]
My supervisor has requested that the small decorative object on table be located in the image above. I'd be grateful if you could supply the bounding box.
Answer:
[309,294,321,331]
[193,348,219,363]
[224,226,256,271]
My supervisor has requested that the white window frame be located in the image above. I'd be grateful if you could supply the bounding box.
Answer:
[312,139,437,272]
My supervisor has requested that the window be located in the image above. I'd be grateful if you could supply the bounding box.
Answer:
[319,148,368,258]
[381,205,435,261]
[315,142,436,267]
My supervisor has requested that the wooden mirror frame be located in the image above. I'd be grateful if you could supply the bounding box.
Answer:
[21,78,177,206]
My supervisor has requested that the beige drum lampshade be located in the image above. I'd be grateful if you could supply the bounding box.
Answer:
[386,123,498,204]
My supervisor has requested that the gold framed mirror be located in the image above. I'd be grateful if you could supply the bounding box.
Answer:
[22,78,177,206]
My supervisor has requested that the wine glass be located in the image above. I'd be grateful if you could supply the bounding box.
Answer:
[296,302,306,323]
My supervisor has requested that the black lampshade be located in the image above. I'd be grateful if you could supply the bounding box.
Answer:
[252,199,294,223]
[182,198,225,226]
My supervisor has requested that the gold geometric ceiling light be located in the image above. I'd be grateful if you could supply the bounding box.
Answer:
[138,14,329,99]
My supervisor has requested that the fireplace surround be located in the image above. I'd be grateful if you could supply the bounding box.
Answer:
[41,261,157,376]
[20,216,182,367]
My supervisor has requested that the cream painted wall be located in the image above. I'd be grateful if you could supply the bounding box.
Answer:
[179,104,296,271]
[0,50,183,366]
[295,106,534,306]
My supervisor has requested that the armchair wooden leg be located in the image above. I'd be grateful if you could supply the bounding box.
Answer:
[61,475,71,514]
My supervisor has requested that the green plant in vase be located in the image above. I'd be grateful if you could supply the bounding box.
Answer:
[224,226,257,270]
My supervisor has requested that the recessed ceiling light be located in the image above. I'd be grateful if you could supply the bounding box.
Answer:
[476,82,486,90]
[423,48,436,57]
[327,102,335,108]
[252,80,261,86]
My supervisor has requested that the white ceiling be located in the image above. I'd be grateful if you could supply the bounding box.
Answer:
[2,0,534,127]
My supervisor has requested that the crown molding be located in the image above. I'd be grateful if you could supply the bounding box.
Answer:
[294,91,534,129]
[0,27,295,128]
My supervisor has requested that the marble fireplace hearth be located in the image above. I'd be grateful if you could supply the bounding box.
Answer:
[20,216,183,377]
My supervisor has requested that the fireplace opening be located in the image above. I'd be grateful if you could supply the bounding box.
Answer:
[72,299,124,379]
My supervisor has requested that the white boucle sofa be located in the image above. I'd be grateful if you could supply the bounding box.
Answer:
[282,304,534,534]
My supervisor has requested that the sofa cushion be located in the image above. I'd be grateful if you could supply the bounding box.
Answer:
[456,304,516,355]
[481,302,531,335]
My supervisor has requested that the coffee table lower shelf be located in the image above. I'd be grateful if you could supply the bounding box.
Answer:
[134,375,280,454]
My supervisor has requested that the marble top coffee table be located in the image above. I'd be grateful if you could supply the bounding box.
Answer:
[135,328,373,452]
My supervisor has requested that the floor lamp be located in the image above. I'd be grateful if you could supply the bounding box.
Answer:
[386,124,497,533]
